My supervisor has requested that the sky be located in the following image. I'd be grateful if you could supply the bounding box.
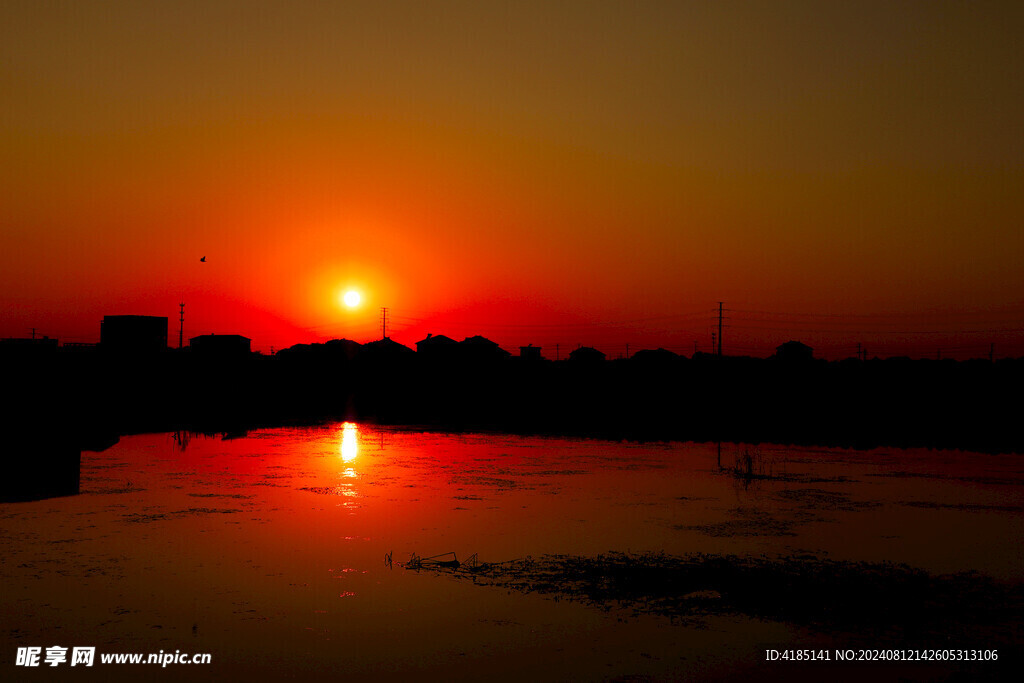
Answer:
[2,0,1023,359]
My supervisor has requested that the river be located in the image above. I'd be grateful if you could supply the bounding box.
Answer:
[2,424,1021,681]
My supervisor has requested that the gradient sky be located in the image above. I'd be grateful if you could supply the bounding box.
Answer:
[2,1,1022,358]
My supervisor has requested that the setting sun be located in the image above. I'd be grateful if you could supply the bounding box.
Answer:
[342,290,361,308]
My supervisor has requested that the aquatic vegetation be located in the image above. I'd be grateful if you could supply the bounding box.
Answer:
[404,551,1023,644]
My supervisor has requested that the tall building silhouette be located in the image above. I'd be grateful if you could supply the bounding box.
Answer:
[100,315,168,353]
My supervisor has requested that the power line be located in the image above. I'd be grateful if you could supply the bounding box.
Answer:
[730,304,1024,319]
[717,302,723,356]
[385,312,713,329]
[178,302,185,350]
[728,322,1024,335]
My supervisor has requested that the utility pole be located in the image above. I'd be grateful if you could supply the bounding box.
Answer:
[178,302,185,349]
[717,302,723,356]
[856,342,861,361]
[380,307,389,340]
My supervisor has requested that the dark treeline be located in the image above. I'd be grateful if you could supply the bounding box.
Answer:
[4,339,1024,462]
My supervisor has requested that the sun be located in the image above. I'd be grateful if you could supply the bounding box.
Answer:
[342,290,361,308]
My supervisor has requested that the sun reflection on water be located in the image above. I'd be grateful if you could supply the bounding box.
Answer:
[336,423,361,508]
[340,422,358,463]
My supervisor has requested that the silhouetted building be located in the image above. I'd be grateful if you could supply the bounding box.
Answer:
[0,336,58,355]
[100,315,168,353]
[519,344,543,361]
[60,342,98,353]
[416,333,459,360]
[189,333,251,356]
[360,337,415,357]
[569,346,605,363]
[631,348,678,365]
[277,343,313,355]
[775,340,814,362]
[322,338,361,360]
[278,338,362,363]
[459,335,511,362]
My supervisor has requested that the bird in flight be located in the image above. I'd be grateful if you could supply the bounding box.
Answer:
[200,256,206,262]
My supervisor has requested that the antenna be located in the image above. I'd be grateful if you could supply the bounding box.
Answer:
[178,302,185,349]
[380,307,389,340]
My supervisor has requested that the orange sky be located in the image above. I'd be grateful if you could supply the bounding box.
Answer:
[2,1,1023,358]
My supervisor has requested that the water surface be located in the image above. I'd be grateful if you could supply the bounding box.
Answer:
[2,424,1021,681]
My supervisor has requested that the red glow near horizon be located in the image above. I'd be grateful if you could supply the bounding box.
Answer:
[1,3,1022,360]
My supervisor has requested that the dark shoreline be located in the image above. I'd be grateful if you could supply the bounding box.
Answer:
[5,349,1024,473]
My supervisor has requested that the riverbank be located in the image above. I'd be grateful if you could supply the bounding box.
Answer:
[5,350,1024,458]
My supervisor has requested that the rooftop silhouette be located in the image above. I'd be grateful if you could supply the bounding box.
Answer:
[3,308,1024,469]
